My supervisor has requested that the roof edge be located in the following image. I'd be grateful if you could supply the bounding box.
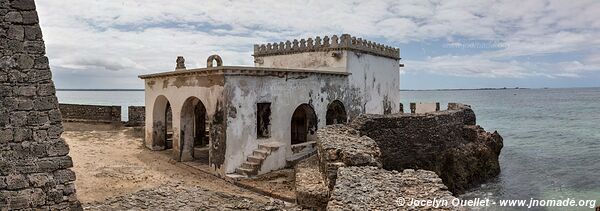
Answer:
[138,66,350,79]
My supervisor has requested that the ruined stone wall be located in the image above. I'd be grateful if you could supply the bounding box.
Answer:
[0,0,81,209]
[59,103,121,123]
[126,106,145,126]
[349,104,503,194]
[298,124,457,210]
[315,124,381,190]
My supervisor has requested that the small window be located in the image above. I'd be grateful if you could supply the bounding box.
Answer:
[257,103,271,138]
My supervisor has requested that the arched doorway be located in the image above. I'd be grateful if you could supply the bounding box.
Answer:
[291,104,318,145]
[326,100,347,125]
[180,97,209,162]
[151,95,173,150]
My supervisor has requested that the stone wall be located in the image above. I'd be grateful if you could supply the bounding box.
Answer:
[294,155,328,209]
[349,103,503,194]
[126,106,145,126]
[296,124,458,210]
[59,103,121,123]
[315,124,381,190]
[0,0,82,209]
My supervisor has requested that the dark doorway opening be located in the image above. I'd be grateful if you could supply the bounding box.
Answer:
[165,102,173,149]
[291,104,317,145]
[181,97,209,163]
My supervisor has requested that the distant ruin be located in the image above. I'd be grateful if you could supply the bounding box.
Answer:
[0,0,81,209]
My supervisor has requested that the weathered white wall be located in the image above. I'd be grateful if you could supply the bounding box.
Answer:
[223,73,349,174]
[256,50,401,117]
[346,51,400,115]
[142,47,400,176]
[255,51,347,72]
[143,74,226,174]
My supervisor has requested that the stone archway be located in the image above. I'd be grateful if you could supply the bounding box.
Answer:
[180,97,209,162]
[207,54,223,67]
[291,104,318,145]
[152,95,173,150]
[326,100,347,125]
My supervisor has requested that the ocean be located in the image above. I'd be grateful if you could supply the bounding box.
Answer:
[400,88,600,210]
[56,88,600,210]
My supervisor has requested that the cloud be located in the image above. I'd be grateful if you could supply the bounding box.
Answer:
[34,0,600,88]
[408,55,600,79]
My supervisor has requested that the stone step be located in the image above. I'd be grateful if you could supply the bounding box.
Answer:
[241,161,260,169]
[286,149,317,168]
[258,142,281,152]
[226,173,247,179]
[235,167,257,176]
[236,143,283,177]
[247,155,264,163]
[252,149,270,157]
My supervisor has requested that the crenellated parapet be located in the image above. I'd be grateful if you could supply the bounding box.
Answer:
[253,34,400,60]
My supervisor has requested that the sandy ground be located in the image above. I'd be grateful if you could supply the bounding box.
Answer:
[237,169,296,201]
[62,122,275,205]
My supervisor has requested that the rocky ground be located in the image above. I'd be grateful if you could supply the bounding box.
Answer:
[83,182,300,210]
[327,166,461,210]
[62,122,300,210]
[236,169,296,202]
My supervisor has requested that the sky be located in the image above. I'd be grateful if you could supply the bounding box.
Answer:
[36,0,600,90]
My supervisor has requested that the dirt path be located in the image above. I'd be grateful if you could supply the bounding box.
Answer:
[62,123,282,206]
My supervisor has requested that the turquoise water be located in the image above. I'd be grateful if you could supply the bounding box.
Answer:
[401,88,600,210]
[57,88,600,209]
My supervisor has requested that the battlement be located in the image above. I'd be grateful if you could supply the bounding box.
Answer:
[253,34,400,60]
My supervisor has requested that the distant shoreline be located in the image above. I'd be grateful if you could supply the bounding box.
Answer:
[400,87,529,91]
[401,87,599,91]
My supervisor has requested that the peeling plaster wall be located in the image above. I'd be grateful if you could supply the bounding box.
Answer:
[346,51,400,116]
[255,50,400,118]
[223,73,350,174]
[255,51,347,72]
[143,74,227,175]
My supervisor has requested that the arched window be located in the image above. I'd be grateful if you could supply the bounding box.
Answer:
[326,100,347,125]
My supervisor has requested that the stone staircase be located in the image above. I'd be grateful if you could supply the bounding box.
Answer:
[235,142,281,177]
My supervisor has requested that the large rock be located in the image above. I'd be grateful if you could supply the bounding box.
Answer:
[327,166,461,210]
[350,104,503,194]
[0,0,82,209]
[315,124,381,190]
